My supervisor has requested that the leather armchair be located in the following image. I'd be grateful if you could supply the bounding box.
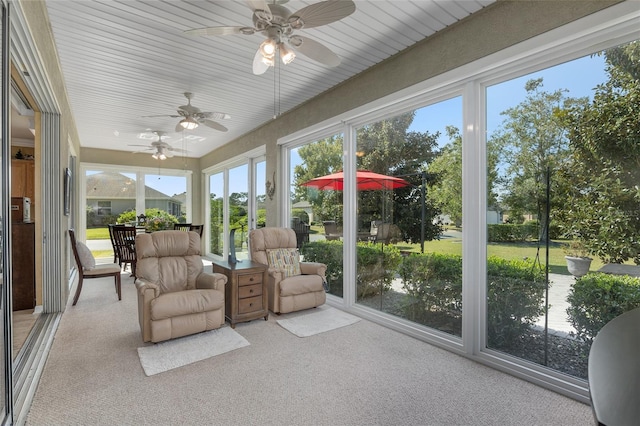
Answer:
[249,227,326,314]
[135,230,227,343]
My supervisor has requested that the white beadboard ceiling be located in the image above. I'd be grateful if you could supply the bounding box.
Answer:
[44,0,494,158]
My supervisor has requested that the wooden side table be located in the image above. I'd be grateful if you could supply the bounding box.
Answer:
[212,259,269,328]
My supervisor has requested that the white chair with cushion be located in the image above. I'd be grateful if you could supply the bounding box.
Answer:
[135,230,227,343]
[249,227,326,314]
[69,229,122,306]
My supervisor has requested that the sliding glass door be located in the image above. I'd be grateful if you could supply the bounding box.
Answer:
[0,2,8,420]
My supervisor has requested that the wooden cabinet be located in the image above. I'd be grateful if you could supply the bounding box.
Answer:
[212,259,268,328]
[11,159,35,201]
[12,223,35,311]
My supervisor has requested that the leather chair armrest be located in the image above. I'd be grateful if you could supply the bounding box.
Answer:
[196,272,227,291]
[267,268,284,283]
[135,279,160,299]
[300,261,327,278]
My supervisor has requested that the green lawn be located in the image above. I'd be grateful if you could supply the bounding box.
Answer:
[86,227,110,240]
[311,224,608,276]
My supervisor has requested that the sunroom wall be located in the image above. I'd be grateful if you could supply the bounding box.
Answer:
[198,0,620,226]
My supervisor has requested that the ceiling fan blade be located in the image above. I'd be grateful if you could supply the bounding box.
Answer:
[252,48,270,75]
[168,147,189,154]
[291,36,341,67]
[200,111,231,120]
[246,0,269,12]
[289,0,356,29]
[128,144,154,149]
[142,114,180,118]
[201,119,228,132]
[184,26,253,36]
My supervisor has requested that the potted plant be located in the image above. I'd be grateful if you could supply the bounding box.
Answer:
[564,239,592,278]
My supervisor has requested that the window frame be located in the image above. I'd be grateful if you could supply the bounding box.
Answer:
[277,2,640,403]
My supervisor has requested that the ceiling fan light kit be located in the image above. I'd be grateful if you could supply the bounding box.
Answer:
[185,0,356,75]
[179,116,199,130]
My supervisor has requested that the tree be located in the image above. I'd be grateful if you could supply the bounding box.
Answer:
[293,111,442,243]
[355,111,441,243]
[491,78,587,238]
[293,135,344,223]
[558,41,640,263]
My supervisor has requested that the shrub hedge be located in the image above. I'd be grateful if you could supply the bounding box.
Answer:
[303,241,546,349]
[300,240,402,298]
[566,272,640,343]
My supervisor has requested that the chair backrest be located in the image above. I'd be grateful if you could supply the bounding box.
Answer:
[189,224,204,237]
[135,230,203,293]
[174,223,203,237]
[249,227,297,266]
[111,225,137,263]
[174,223,192,231]
[108,224,118,252]
[68,229,83,269]
[370,220,382,236]
[323,221,338,235]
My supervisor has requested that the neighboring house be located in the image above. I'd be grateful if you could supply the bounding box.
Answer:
[86,172,182,225]
[173,192,187,217]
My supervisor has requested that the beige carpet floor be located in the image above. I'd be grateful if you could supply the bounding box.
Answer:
[26,273,593,425]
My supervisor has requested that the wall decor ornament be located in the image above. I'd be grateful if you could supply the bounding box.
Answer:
[266,171,276,201]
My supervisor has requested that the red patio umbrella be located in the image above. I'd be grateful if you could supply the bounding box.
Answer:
[301,170,409,191]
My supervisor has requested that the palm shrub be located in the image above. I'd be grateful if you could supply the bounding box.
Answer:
[566,272,640,343]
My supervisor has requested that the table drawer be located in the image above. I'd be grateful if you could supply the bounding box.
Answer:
[239,283,262,299]
[238,273,262,286]
[238,295,262,314]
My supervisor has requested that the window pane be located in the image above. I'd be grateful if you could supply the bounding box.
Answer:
[209,172,224,256]
[85,170,136,263]
[291,134,344,297]
[229,164,249,261]
[255,160,266,229]
[144,174,186,231]
[354,99,462,337]
[485,40,640,379]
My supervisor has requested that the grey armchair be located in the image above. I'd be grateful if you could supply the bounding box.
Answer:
[249,227,326,314]
[135,230,227,343]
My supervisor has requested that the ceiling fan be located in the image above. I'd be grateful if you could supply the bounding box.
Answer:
[128,131,188,160]
[184,0,356,75]
[144,92,231,133]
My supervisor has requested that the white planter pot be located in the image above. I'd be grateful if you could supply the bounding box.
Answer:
[565,256,592,278]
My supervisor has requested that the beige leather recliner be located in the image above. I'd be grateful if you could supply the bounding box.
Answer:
[249,227,326,314]
[135,230,227,343]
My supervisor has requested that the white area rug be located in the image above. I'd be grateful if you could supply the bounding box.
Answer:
[137,327,249,376]
[277,306,361,337]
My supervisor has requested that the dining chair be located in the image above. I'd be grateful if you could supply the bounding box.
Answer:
[111,224,138,277]
[174,223,204,237]
[174,223,192,232]
[107,224,119,264]
[69,229,121,305]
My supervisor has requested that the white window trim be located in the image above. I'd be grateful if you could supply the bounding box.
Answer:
[203,146,266,260]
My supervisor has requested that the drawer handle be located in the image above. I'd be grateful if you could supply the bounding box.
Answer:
[249,289,253,293]
[249,303,253,307]
[249,277,254,282]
